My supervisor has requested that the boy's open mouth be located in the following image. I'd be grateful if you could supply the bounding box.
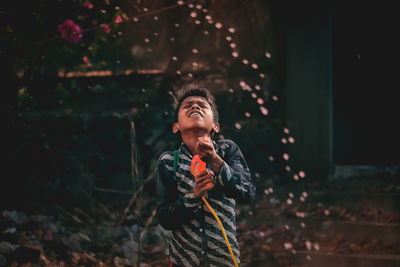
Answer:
[189,111,202,117]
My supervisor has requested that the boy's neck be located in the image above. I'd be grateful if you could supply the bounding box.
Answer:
[181,131,211,156]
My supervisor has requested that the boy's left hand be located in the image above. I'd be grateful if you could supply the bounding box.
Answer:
[196,137,223,181]
[195,137,216,164]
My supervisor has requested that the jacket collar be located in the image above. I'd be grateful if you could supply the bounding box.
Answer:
[178,140,222,158]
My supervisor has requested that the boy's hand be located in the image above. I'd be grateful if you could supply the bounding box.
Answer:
[196,137,217,164]
[196,137,223,173]
[193,170,216,198]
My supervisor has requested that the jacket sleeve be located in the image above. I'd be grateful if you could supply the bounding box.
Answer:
[155,153,203,230]
[217,140,256,204]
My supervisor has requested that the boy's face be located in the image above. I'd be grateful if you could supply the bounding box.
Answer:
[173,96,219,136]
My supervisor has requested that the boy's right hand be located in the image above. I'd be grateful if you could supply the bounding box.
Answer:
[193,170,216,198]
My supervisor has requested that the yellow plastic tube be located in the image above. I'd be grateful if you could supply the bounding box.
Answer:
[193,162,238,267]
[201,196,238,267]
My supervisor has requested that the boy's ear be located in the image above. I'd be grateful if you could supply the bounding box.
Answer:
[172,123,179,134]
[212,123,220,134]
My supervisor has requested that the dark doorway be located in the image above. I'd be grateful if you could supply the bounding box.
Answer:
[333,2,399,165]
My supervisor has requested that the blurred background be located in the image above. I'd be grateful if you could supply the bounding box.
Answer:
[1,0,399,266]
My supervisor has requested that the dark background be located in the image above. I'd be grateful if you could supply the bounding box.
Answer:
[333,2,399,164]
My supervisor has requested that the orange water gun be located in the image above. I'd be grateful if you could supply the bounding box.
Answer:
[191,140,239,267]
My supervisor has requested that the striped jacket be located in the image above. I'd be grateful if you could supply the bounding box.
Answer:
[156,139,256,267]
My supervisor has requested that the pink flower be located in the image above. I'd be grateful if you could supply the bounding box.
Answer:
[83,56,92,67]
[101,23,111,33]
[83,1,94,9]
[57,19,83,44]
[115,15,123,23]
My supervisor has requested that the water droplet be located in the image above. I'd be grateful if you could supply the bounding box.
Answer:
[265,52,272,58]
[284,243,293,250]
[174,23,180,27]
[215,22,223,29]
[251,63,258,69]
[232,52,239,57]
[226,36,232,41]
[228,88,234,93]
[190,11,197,18]
[144,38,150,43]
[285,166,291,171]
[230,43,237,48]
[259,73,266,78]
[286,199,293,205]
[244,112,251,118]
[260,106,269,115]
[284,128,290,134]
[177,1,184,5]
[293,174,299,181]
[289,192,294,198]
[196,4,202,9]
[234,122,241,130]
[242,59,249,64]
[299,171,306,178]
[228,27,236,33]
[305,240,312,250]
[257,98,264,105]
[272,95,278,101]
[281,138,287,144]
[172,56,178,61]
[288,137,295,143]
[143,7,148,12]
[195,20,201,24]
[203,31,209,35]
[268,156,274,161]
[192,48,199,53]
[154,16,159,20]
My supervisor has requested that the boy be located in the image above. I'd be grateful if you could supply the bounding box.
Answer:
[156,86,256,267]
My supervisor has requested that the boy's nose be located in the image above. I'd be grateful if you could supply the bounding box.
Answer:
[190,104,201,110]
